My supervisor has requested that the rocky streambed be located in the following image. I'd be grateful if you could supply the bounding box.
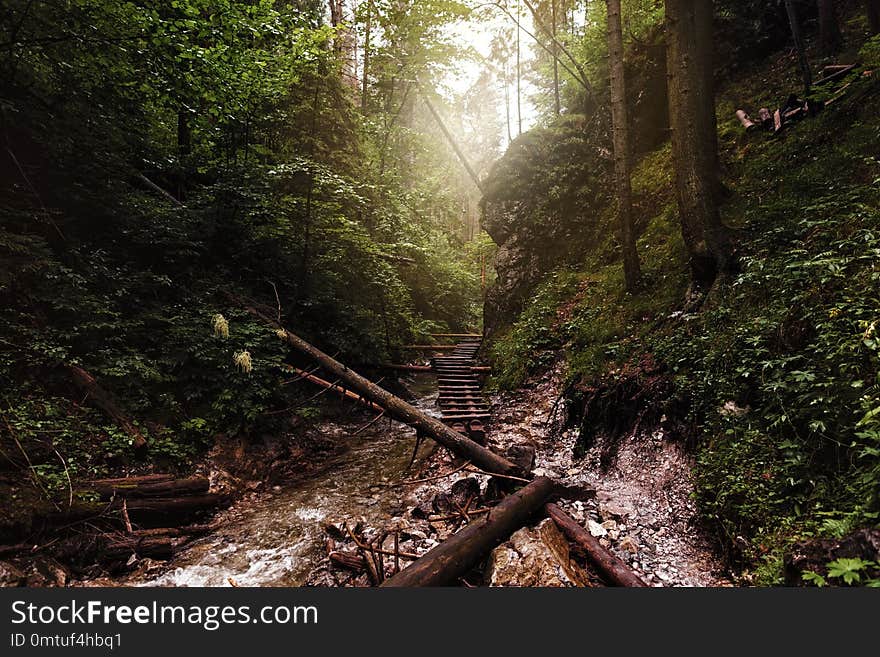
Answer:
[61,365,728,588]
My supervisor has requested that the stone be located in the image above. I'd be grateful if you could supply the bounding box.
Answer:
[450,477,481,508]
[599,502,632,520]
[486,525,570,587]
[0,561,25,587]
[587,519,607,537]
[507,442,537,472]
[619,536,639,554]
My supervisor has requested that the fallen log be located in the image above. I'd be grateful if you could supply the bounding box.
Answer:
[68,366,147,450]
[816,63,856,86]
[428,333,482,338]
[287,367,384,413]
[79,476,209,500]
[102,536,174,561]
[381,477,556,586]
[735,109,757,131]
[87,474,174,487]
[43,493,231,527]
[234,297,523,478]
[545,503,647,587]
[329,550,366,572]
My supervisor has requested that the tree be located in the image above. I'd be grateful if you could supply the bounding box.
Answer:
[606,0,641,292]
[817,0,843,55]
[665,0,731,290]
[784,0,812,93]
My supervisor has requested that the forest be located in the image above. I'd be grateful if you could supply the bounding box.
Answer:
[1,0,879,589]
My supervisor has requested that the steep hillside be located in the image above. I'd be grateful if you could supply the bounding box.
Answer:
[484,20,880,585]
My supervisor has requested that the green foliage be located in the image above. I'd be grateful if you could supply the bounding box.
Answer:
[826,558,877,585]
[485,15,880,584]
[0,0,485,506]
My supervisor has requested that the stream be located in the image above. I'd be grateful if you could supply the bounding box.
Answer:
[125,377,439,587]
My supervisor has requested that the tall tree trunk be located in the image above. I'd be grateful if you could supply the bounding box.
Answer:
[361,0,372,111]
[607,0,641,292]
[665,0,730,291]
[818,0,843,54]
[552,0,561,115]
[784,0,812,94]
[505,58,513,142]
[329,0,357,87]
[516,0,523,135]
[176,109,191,202]
[867,0,880,33]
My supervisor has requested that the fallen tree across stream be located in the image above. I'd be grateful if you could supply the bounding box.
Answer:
[231,295,524,479]
[381,477,557,587]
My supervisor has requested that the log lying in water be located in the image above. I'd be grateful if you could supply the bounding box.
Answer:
[233,296,523,478]
[381,477,556,587]
[545,503,647,587]
[102,536,174,561]
[80,476,210,500]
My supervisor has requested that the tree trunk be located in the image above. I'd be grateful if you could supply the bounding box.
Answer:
[818,0,843,55]
[665,0,731,290]
[784,0,812,94]
[607,0,642,293]
[68,366,147,450]
[545,503,647,587]
[234,298,522,478]
[381,477,557,586]
[516,0,523,135]
[867,0,880,33]
[361,0,372,111]
[552,0,561,116]
[176,109,191,201]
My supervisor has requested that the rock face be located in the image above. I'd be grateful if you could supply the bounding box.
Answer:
[480,35,669,337]
[486,519,590,587]
[480,119,612,337]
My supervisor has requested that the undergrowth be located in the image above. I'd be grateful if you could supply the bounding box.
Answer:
[488,34,880,584]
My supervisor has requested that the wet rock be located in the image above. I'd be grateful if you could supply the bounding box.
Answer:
[324,521,348,541]
[0,561,25,587]
[26,558,69,587]
[410,501,434,520]
[431,493,453,515]
[506,443,536,473]
[450,477,481,508]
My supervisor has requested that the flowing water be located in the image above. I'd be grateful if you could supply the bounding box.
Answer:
[128,377,439,587]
